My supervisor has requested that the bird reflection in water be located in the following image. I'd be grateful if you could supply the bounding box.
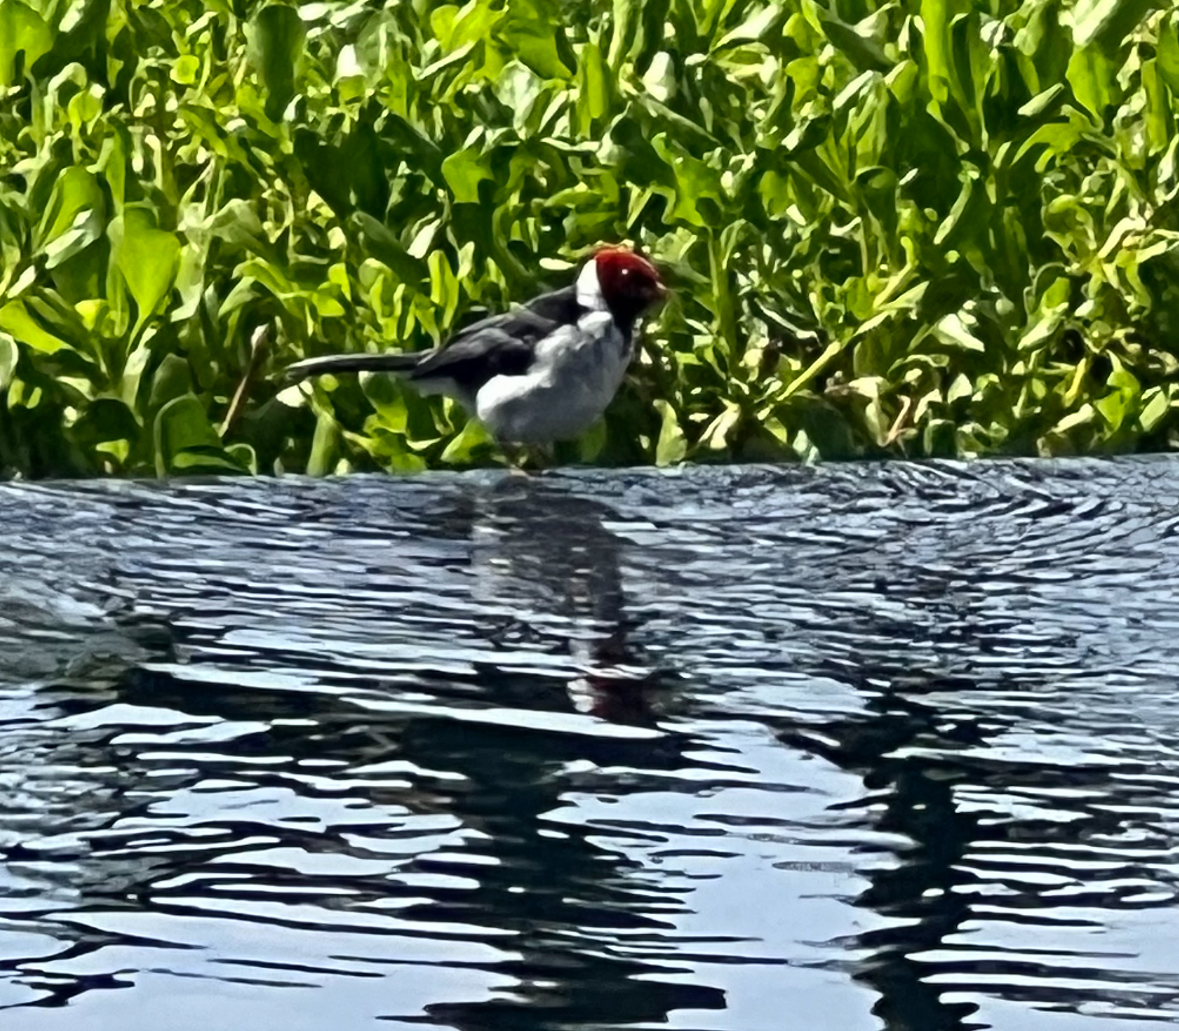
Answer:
[465,476,673,727]
[374,477,722,1028]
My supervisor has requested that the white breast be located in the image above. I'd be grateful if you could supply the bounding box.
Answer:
[474,312,633,444]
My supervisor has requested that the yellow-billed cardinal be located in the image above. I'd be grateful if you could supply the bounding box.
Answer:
[285,246,666,444]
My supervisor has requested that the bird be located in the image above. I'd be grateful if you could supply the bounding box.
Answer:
[284,246,666,447]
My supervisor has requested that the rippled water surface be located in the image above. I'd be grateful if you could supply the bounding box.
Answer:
[2,459,1179,1031]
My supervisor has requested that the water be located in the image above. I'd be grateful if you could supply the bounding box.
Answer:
[1,458,1178,1031]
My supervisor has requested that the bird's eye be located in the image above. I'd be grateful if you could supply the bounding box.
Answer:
[619,267,631,276]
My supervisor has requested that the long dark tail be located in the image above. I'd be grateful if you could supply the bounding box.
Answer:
[284,352,424,383]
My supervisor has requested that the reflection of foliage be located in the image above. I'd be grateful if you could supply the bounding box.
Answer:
[0,0,1177,476]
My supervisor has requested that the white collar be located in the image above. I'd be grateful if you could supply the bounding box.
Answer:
[575,260,607,311]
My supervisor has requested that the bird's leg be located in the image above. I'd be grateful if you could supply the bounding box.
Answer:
[529,443,556,470]
[500,442,531,475]
[499,442,557,474]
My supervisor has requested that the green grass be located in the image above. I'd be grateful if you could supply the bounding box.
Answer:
[1,0,1177,476]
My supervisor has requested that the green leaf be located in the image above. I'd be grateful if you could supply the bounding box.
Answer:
[931,312,986,352]
[39,167,106,271]
[919,0,953,104]
[495,61,545,132]
[653,399,686,465]
[700,403,741,451]
[578,416,608,462]
[440,417,494,464]
[0,0,52,86]
[250,4,306,122]
[924,418,957,456]
[576,41,613,133]
[1051,403,1096,435]
[1139,387,1170,433]
[1071,0,1155,52]
[172,54,200,85]
[153,394,242,476]
[814,9,891,73]
[796,399,857,459]
[0,299,69,354]
[71,397,142,451]
[428,251,460,326]
[1067,44,1116,119]
[1094,389,1127,430]
[1158,13,1179,95]
[441,149,494,204]
[0,332,17,389]
[1018,84,1066,119]
[148,353,194,411]
[351,214,429,284]
[651,135,725,227]
[306,408,338,476]
[169,449,249,474]
[154,394,222,455]
[500,0,575,79]
[714,4,784,52]
[39,167,103,245]
[227,442,258,474]
[113,207,181,331]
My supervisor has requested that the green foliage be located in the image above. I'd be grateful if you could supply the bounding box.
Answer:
[1,0,1178,476]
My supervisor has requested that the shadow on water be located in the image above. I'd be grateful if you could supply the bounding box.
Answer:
[2,460,1179,1029]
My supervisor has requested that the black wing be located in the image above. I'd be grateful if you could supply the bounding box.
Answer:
[408,287,583,392]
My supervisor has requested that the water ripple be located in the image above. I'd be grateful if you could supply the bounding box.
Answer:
[1,458,1178,1029]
